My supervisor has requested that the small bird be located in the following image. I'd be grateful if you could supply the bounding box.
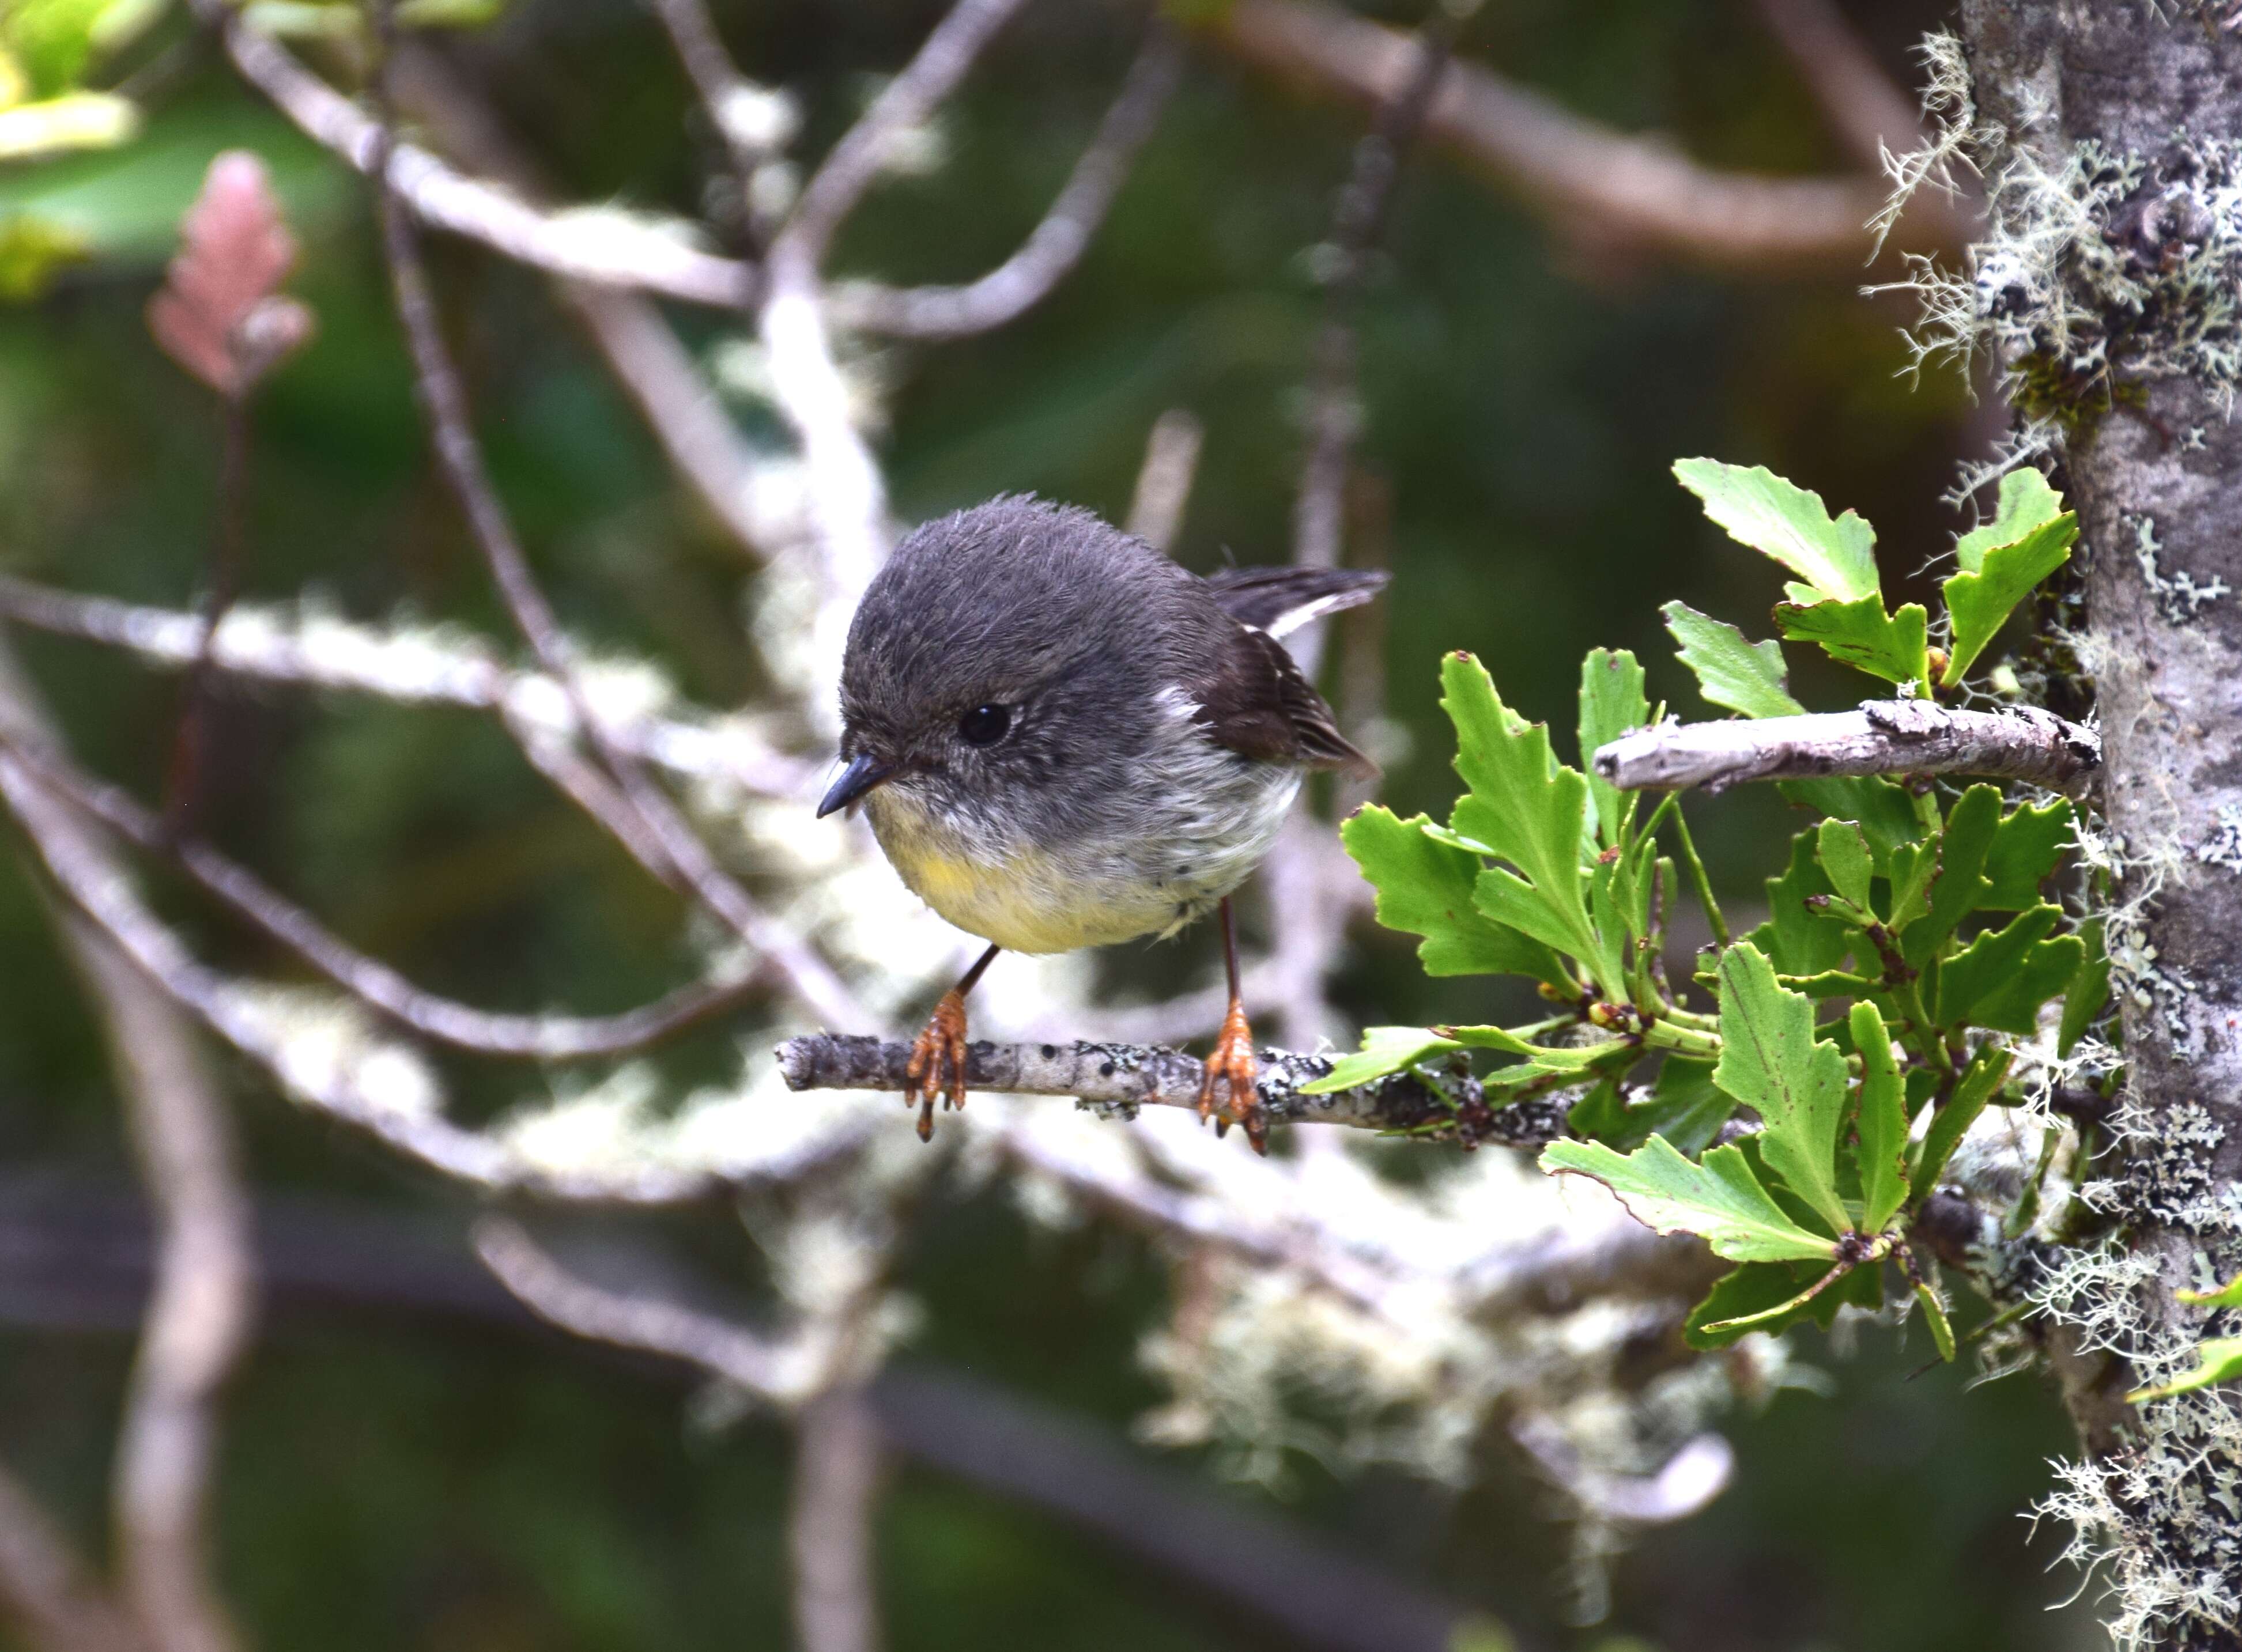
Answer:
[817,495,1386,1152]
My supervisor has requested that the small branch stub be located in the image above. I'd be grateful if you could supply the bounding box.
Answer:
[1593,701,2099,798]
[776,1034,1571,1147]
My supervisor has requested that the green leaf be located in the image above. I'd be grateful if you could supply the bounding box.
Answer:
[1983,799,2074,910]
[1776,595,1930,687]
[1301,1026,1460,1094]
[1673,458,1880,604]
[1339,807,1571,988]
[1884,840,1937,932]
[0,209,89,299]
[1660,601,1805,719]
[0,90,137,162]
[1903,785,2001,963]
[2178,1272,2242,1310]
[1850,1001,1909,1231]
[1956,468,2066,573]
[1440,654,1611,985]
[2128,1337,2242,1404]
[1942,515,2077,685]
[1686,1259,1882,1349]
[1567,1078,1628,1140]
[1909,1045,2013,1202]
[1541,1137,1839,1264]
[1749,831,1851,978]
[1579,648,1650,848]
[1816,819,1874,913]
[1779,776,1927,862]
[1617,1055,1733,1156]
[1914,1276,1957,1362]
[1715,941,1854,1236]
[2059,917,2111,1057]
[1937,905,2082,1034]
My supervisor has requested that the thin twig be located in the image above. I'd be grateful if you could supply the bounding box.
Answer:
[644,0,786,259]
[1,734,758,1060]
[188,0,752,307]
[1592,701,2100,797]
[789,1391,884,1652]
[776,1033,1572,1145]
[828,22,1184,339]
[159,392,252,833]
[1123,409,1204,552]
[1206,0,1937,270]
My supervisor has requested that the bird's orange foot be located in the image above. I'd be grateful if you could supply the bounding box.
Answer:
[904,987,971,1141]
[1197,999,1267,1155]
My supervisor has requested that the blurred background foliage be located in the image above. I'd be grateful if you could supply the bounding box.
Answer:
[0,1,2105,1647]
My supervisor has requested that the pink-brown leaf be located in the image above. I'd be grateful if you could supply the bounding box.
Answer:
[147,150,312,396]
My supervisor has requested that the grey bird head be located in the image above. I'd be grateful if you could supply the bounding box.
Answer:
[818,496,1214,847]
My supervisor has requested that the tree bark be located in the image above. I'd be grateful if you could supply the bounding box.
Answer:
[1957,7,2242,1643]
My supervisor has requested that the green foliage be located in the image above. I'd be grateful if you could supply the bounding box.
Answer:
[2128,1339,2242,1405]
[1338,455,2097,1369]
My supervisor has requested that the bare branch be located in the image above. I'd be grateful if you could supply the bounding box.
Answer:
[187,0,752,307]
[776,1033,1574,1146]
[1509,1417,1734,1525]
[1205,0,1938,271]
[789,1391,884,1652]
[474,1219,801,1394]
[1592,700,2100,797]
[0,1464,146,1652]
[0,577,812,798]
[1750,0,1933,177]
[1,736,757,1060]
[1123,409,1204,552]
[827,24,1184,339]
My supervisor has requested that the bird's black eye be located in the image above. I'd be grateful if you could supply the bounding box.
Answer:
[957,703,1011,746]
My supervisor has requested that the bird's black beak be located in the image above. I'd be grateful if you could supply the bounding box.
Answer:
[817,753,897,818]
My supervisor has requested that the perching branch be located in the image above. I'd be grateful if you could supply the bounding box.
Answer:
[776,1033,1573,1146]
[1592,701,2100,798]
[187,0,752,308]
[826,22,1184,339]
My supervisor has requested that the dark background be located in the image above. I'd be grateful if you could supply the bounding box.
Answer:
[0,1,2105,1647]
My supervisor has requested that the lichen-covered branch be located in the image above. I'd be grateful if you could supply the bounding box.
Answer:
[1592,700,2099,797]
[776,1033,1571,1146]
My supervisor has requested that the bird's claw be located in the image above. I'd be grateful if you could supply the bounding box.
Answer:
[1197,999,1267,1155]
[904,987,971,1141]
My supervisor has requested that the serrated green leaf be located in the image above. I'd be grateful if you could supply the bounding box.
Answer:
[1579,648,1650,849]
[1541,1136,1839,1264]
[1816,819,1874,913]
[1618,1054,1733,1156]
[1673,458,1880,604]
[1885,840,1937,932]
[1441,654,1612,986]
[1956,468,2066,573]
[2128,1336,2242,1403]
[1909,1045,2011,1202]
[1686,1258,1883,1349]
[1715,941,1853,1235]
[1301,1026,1460,1094]
[1983,799,2075,910]
[1776,595,1930,687]
[1780,776,1927,862]
[1339,807,1571,988]
[1851,1001,1909,1231]
[1750,831,1851,977]
[1942,515,2077,685]
[1903,786,2001,964]
[1660,600,1805,720]
[1937,905,2081,1033]
[2059,917,2111,1057]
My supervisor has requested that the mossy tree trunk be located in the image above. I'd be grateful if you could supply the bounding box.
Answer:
[1958,5,2242,1643]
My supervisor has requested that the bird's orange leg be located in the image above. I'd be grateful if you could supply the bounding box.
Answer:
[904,943,999,1141]
[1197,897,1267,1154]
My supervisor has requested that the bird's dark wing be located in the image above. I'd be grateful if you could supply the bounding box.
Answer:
[1187,624,1377,780]
[1202,566,1389,638]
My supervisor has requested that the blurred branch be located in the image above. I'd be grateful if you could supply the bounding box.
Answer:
[1203,0,1947,270]
[1592,701,2100,797]
[1508,1417,1733,1525]
[0,736,759,1060]
[186,0,752,307]
[0,1466,146,1652]
[789,1392,884,1652]
[1749,0,1932,175]
[827,22,1184,339]
[777,1033,1569,1144]
[1123,409,1203,552]
[0,576,812,797]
